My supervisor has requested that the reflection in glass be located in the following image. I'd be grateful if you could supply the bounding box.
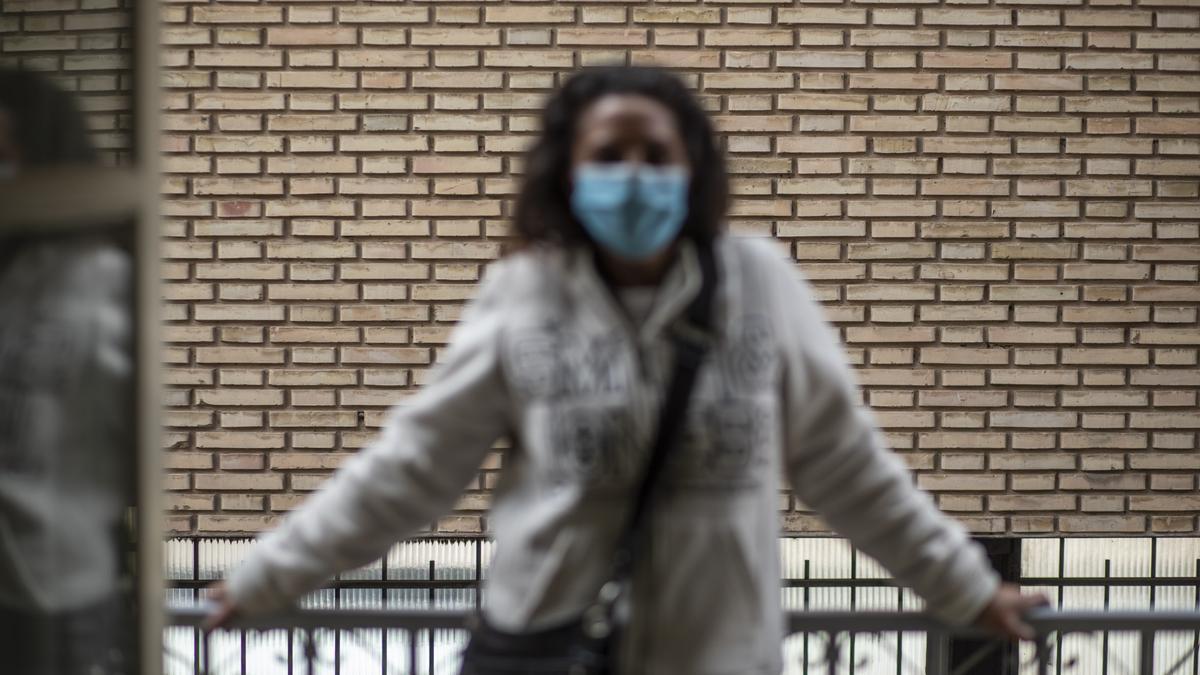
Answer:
[0,67,137,675]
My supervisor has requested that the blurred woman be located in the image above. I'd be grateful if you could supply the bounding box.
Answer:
[212,65,1041,674]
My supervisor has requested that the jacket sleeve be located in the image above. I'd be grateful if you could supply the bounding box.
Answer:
[225,263,513,614]
[760,244,1000,626]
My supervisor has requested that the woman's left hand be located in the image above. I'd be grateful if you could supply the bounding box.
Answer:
[203,581,240,631]
[973,582,1050,641]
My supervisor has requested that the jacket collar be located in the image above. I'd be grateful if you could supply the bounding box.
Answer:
[565,239,703,343]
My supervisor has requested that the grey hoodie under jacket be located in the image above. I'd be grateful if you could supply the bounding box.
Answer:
[227,235,1000,675]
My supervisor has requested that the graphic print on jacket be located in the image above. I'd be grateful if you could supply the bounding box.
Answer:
[504,310,781,494]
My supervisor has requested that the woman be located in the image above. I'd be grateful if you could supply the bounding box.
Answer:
[211,65,1042,673]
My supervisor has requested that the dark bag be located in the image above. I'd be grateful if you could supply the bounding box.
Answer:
[458,244,719,675]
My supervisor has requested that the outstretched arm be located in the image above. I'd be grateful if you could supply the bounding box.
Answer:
[221,264,513,615]
[763,244,1004,628]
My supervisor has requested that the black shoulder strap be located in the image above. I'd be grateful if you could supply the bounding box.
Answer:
[593,242,718,620]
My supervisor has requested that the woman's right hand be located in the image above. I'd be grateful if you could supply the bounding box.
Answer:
[203,581,240,631]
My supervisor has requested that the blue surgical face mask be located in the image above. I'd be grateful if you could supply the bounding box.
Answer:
[569,161,690,261]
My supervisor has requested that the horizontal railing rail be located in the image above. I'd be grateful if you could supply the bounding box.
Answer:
[166,605,1200,634]
[169,606,468,631]
[167,576,1200,591]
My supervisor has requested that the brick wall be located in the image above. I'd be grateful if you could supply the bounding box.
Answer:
[159,1,1200,537]
[8,1,1200,537]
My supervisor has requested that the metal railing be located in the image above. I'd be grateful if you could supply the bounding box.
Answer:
[165,605,1200,675]
[163,536,1200,675]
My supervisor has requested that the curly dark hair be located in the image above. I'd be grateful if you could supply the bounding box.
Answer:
[512,64,729,250]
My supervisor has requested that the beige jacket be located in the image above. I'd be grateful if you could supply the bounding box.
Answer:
[227,235,999,675]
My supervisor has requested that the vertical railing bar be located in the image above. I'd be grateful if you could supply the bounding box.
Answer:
[850,549,857,675]
[409,628,418,675]
[1148,540,1158,675]
[194,538,202,675]
[803,560,810,675]
[470,538,481,668]
[241,627,247,675]
[1147,538,1156,607]
[1057,538,1065,675]
[1152,539,1159,609]
[475,538,483,611]
[1036,634,1051,675]
[287,627,295,675]
[1193,559,1199,675]
[306,628,316,675]
[335,578,342,675]
[384,546,391,675]
[1140,630,1154,675]
[429,559,437,675]
[826,631,838,675]
[1104,559,1111,675]
[895,585,903,675]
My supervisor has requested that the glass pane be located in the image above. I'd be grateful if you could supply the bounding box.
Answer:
[0,2,141,667]
[0,0,135,168]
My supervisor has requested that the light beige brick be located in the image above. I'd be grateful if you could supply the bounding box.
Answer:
[266,26,355,45]
[337,6,427,23]
[633,7,720,24]
[193,6,283,24]
[486,6,574,23]
[195,473,285,491]
[778,8,866,24]
[918,474,1006,492]
[851,30,940,47]
[990,495,1075,511]
[400,28,498,46]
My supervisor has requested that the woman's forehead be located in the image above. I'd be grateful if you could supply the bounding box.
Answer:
[576,94,681,144]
